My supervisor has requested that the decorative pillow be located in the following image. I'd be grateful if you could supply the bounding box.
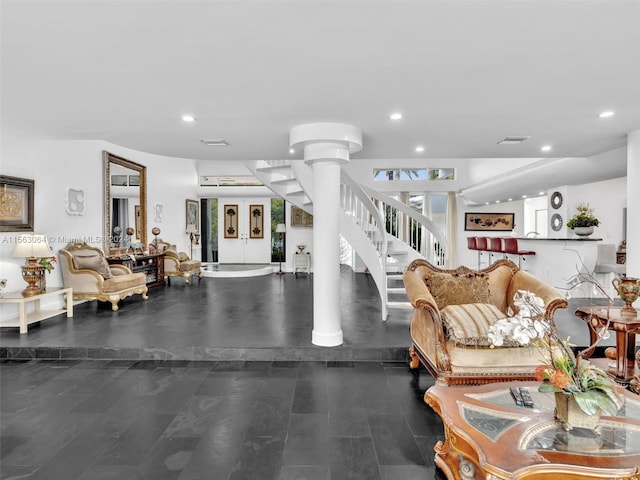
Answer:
[73,254,113,279]
[441,303,504,346]
[427,272,490,310]
[178,252,190,261]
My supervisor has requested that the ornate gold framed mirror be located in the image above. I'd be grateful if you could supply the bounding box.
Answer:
[103,152,147,254]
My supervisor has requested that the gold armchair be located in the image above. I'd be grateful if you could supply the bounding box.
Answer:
[59,241,148,311]
[150,239,202,285]
[403,259,568,386]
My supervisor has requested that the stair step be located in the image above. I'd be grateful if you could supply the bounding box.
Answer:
[386,301,413,310]
[256,165,292,172]
[387,251,408,256]
[387,287,406,294]
[272,177,298,185]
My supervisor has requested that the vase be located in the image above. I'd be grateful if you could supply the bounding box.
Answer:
[612,276,640,316]
[573,226,594,237]
[554,392,600,430]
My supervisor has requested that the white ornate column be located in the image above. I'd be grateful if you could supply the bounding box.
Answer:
[627,130,640,278]
[290,123,362,346]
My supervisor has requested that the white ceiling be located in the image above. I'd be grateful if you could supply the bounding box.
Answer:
[2,0,639,170]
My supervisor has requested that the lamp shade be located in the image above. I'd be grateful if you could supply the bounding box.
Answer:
[186,224,197,234]
[12,234,52,258]
[276,223,286,233]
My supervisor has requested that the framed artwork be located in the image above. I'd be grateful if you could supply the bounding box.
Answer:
[291,206,313,227]
[224,204,238,238]
[0,175,34,232]
[249,204,264,238]
[464,212,514,231]
[186,199,199,233]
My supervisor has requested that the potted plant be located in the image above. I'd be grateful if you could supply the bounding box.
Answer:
[488,290,621,430]
[566,203,600,236]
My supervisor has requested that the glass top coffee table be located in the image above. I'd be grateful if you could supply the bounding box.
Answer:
[425,382,640,479]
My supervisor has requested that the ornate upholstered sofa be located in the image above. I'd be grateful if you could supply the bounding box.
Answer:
[59,242,148,311]
[403,258,568,386]
[150,239,202,285]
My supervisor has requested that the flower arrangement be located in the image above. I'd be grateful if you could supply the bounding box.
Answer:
[488,290,621,417]
[37,256,56,273]
[566,203,600,229]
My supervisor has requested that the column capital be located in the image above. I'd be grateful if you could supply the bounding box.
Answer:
[290,122,363,164]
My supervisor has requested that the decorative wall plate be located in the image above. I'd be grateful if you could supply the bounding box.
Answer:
[550,191,563,209]
[550,213,563,231]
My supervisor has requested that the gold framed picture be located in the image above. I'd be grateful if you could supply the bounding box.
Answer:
[186,199,200,233]
[464,212,514,231]
[249,204,264,238]
[224,204,238,238]
[291,206,313,227]
[0,175,34,232]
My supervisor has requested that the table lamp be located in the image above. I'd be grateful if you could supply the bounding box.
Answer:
[276,223,286,275]
[12,233,53,296]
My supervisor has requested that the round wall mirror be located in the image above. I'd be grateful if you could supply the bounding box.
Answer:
[550,191,563,209]
[550,213,563,232]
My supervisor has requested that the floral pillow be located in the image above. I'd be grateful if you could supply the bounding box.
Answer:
[427,272,491,310]
[440,303,504,346]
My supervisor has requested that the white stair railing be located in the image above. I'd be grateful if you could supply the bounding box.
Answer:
[359,185,447,266]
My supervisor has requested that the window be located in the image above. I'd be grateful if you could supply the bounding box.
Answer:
[372,168,454,181]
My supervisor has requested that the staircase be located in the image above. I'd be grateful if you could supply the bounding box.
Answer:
[248,160,446,319]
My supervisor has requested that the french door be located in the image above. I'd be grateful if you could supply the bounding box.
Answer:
[218,197,271,264]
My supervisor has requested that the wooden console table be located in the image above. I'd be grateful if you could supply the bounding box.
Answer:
[107,253,165,288]
[426,382,640,480]
[0,287,73,334]
[575,306,640,384]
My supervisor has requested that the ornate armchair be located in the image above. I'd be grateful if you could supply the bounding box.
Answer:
[150,239,202,285]
[59,241,148,311]
[403,259,568,386]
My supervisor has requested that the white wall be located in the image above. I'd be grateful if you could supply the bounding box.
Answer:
[0,138,198,316]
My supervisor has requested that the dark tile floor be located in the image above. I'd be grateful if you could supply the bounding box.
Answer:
[0,270,629,479]
[0,359,443,480]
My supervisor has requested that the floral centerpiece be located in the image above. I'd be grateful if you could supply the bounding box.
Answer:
[566,203,599,236]
[488,290,621,428]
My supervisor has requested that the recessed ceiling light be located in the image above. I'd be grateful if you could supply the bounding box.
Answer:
[599,111,614,118]
[522,195,527,199]
[289,149,295,154]
[182,115,196,122]
[508,198,513,201]
[415,146,425,153]
[539,191,545,195]
[495,200,501,204]
[485,202,490,205]
[541,145,552,152]
[390,113,402,120]
[200,139,228,146]
[497,136,531,145]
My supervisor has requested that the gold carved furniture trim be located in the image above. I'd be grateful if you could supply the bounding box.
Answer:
[59,241,148,311]
[403,258,568,386]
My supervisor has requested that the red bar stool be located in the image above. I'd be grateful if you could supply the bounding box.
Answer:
[488,237,506,262]
[503,237,535,269]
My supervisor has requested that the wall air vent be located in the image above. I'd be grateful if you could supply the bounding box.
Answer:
[497,136,531,145]
[200,139,229,146]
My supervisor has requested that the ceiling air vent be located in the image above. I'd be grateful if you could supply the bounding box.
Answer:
[200,139,229,146]
[497,136,531,145]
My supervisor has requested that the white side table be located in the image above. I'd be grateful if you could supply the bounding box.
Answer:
[0,287,73,334]
[294,252,310,275]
